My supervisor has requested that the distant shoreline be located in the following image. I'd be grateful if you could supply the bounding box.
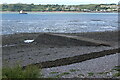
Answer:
[0,11,118,13]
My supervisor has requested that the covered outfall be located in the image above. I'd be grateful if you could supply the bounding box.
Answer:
[34,33,111,46]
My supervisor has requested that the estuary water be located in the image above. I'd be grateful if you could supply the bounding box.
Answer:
[1,12,118,35]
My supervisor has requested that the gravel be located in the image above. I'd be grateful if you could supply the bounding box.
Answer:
[42,53,119,78]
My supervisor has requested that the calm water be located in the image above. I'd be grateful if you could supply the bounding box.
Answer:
[1,12,118,35]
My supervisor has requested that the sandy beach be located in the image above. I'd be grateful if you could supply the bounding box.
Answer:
[2,30,120,78]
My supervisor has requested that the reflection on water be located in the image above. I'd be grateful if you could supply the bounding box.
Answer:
[1,13,118,35]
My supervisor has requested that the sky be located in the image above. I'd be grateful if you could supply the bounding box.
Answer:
[1,0,119,5]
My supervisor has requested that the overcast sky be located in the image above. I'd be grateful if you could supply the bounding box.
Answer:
[1,0,119,5]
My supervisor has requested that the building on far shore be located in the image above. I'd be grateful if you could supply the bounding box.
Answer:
[100,4,118,8]
[100,4,118,12]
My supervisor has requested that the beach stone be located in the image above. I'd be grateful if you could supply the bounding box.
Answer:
[42,53,119,78]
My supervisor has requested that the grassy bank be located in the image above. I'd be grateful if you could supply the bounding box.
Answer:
[2,65,42,78]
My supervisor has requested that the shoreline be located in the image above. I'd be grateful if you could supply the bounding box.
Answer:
[0,11,118,13]
[2,30,119,78]
[2,30,119,49]
[1,30,119,36]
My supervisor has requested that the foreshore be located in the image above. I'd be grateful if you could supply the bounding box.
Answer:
[2,30,119,78]
[2,30,119,46]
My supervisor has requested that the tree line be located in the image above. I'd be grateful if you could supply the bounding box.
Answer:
[1,3,117,12]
